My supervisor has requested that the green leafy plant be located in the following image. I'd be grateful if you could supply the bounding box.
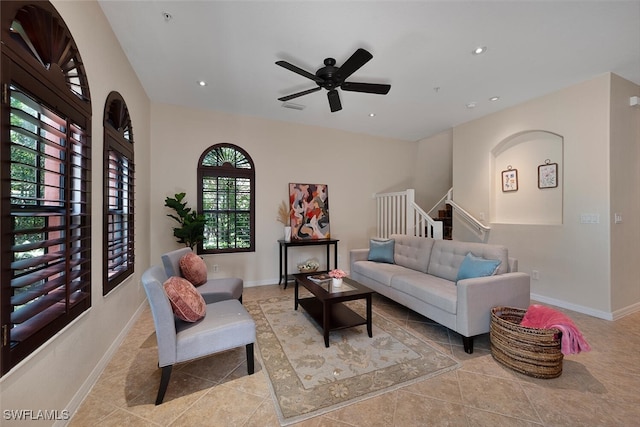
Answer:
[164,192,206,249]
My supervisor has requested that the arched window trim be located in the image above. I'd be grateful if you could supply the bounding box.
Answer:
[197,143,255,254]
[103,91,135,295]
[0,1,92,376]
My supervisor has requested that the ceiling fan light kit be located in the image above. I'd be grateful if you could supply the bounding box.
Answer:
[276,48,391,112]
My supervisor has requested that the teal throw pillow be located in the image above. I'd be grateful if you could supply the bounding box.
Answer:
[368,239,395,264]
[456,252,501,282]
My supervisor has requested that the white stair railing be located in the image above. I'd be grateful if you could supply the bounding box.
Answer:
[445,199,491,234]
[427,188,453,217]
[375,189,443,239]
[430,187,490,236]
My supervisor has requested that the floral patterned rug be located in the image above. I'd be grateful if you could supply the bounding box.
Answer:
[245,295,460,425]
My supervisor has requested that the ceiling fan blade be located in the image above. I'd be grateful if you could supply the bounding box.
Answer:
[341,82,391,95]
[336,48,373,81]
[278,87,322,102]
[327,89,342,112]
[275,60,323,83]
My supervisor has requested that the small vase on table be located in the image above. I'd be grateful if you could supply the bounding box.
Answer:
[329,269,346,289]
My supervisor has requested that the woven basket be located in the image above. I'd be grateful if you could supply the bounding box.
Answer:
[490,306,563,379]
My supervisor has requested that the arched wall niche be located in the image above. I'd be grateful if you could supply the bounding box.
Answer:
[490,130,564,225]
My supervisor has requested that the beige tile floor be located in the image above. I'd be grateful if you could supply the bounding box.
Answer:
[70,284,640,426]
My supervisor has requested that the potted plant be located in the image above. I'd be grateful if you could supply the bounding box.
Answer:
[165,192,206,250]
[277,200,292,242]
[328,269,346,287]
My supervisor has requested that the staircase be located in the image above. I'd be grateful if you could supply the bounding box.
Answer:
[434,204,453,239]
[376,188,490,240]
[374,189,443,239]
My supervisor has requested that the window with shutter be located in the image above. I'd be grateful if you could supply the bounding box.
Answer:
[197,144,255,253]
[1,1,91,375]
[103,92,135,294]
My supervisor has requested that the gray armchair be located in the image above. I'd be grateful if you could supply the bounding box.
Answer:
[161,247,243,303]
[141,265,256,404]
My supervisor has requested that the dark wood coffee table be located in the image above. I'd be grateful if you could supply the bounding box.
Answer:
[293,272,373,347]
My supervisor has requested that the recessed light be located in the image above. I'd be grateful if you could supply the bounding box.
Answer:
[198,80,207,87]
[466,102,477,109]
[489,96,500,101]
[369,113,376,117]
[472,46,487,55]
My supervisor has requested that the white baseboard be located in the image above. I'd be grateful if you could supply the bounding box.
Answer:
[611,301,640,320]
[59,300,148,426]
[243,278,291,287]
[530,293,640,321]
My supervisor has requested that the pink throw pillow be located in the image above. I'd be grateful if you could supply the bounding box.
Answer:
[179,252,208,286]
[163,276,206,322]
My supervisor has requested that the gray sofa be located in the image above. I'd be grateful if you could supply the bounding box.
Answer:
[350,234,530,353]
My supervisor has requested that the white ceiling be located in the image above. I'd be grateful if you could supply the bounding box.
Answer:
[98,1,640,142]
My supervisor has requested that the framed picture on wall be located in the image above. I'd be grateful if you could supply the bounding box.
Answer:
[538,161,558,189]
[501,167,518,192]
[289,183,330,240]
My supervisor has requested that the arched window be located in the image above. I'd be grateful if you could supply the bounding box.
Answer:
[0,1,92,375]
[103,92,135,294]
[198,144,255,254]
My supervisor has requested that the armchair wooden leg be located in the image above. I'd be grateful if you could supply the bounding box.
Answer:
[156,365,173,405]
[462,336,474,354]
[246,343,254,375]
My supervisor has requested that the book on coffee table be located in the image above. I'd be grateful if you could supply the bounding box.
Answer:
[307,273,331,284]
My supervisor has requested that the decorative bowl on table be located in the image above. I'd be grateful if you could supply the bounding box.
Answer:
[297,259,320,273]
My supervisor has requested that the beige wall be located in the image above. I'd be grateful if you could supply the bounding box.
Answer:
[414,129,453,211]
[1,1,636,421]
[610,74,640,313]
[452,73,640,319]
[0,0,151,422]
[150,103,417,284]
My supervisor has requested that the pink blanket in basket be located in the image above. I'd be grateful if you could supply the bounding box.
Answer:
[520,304,591,355]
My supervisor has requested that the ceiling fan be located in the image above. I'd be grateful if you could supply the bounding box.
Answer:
[276,48,391,112]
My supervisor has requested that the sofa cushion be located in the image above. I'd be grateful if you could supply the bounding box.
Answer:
[179,252,208,286]
[163,276,206,322]
[352,260,410,286]
[456,252,501,282]
[390,234,435,273]
[428,239,508,281]
[368,239,395,263]
[390,272,457,314]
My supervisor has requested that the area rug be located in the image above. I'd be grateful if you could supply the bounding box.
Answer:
[244,295,460,425]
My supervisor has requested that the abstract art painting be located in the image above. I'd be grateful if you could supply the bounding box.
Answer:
[289,183,330,239]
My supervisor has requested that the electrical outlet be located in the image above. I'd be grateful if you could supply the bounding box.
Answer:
[213,264,219,272]
[532,270,539,280]
[580,213,600,224]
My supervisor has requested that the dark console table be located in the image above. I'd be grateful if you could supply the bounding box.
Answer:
[278,238,339,289]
